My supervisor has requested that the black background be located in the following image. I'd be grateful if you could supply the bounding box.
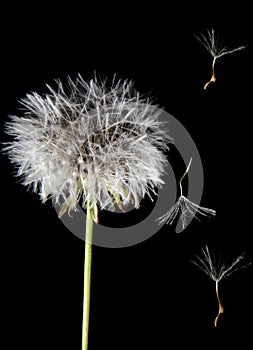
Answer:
[1,3,252,350]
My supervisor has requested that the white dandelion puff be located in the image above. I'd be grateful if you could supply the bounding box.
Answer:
[195,28,246,90]
[4,74,172,221]
[157,157,216,229]
[3,74,173,350]
[191,245,251,327]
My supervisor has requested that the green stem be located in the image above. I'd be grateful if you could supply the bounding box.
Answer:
[82,207,93,350]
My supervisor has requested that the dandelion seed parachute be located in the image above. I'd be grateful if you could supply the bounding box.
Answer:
[191,245,250,282]
[195,29,246,59]
[4,74,172,219]
[195,28,246,90]
[157,196,216,229]
[157,157,216,229]
[191,246,251,327]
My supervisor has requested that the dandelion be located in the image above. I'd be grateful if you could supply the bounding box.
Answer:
[191,245,251,327]
[157,158,216,229]
[3,74,172,350]
[195,28,246,90]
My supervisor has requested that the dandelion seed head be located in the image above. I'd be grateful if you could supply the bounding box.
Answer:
[4,74,172,217]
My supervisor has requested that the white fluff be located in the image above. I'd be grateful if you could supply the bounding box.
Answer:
[4,74,172,218]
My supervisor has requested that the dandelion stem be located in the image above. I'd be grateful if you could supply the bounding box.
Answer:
[179,157,192,197]
[82,206,94,350]
[214,280,224,327]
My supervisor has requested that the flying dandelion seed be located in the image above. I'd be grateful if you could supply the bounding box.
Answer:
[191,245,251,327]
[3,74,173,350]
[195,28,246,90]
[157,158,216,229]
